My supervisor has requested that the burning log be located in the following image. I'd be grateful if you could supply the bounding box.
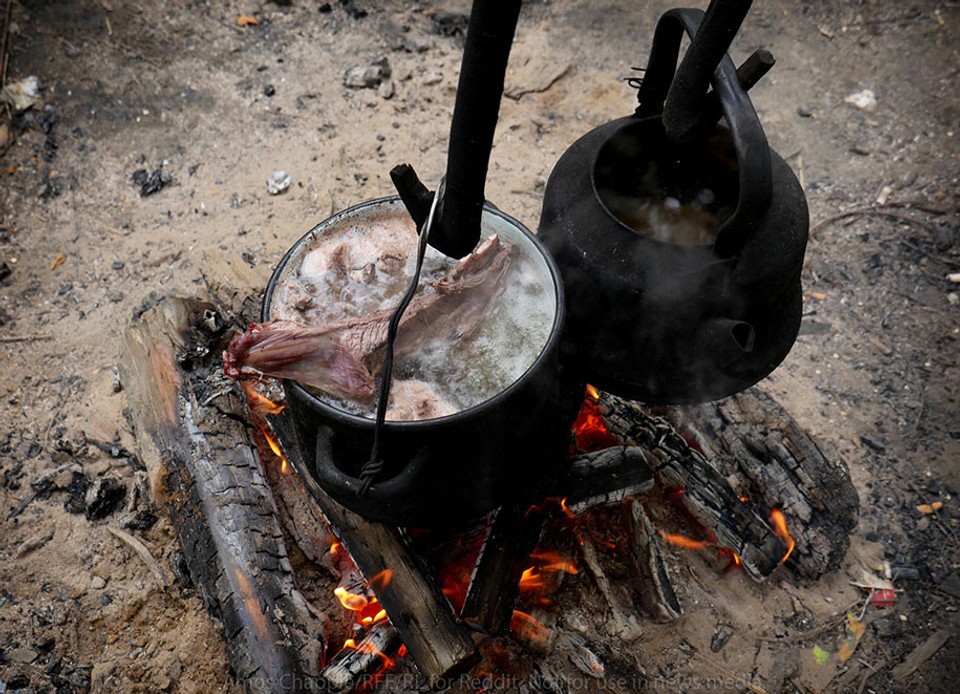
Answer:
[318,622,404,693]
[119,297,326,691]
[597,392,787,582]
[267,412,480,689]
[460,503,545,635]
[563,446,654,512]
[660,388,859,580]
[621,497,683,622]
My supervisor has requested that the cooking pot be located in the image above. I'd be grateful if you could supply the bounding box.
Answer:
[538,4,809,404]
[263,197,579,527]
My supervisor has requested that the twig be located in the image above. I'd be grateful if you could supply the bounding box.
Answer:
[899,239,960,268]
[106,525,169,589]
[0,334,54,343]
[811,208,941,236]
[1,0,13,89]
[856,657,886,694]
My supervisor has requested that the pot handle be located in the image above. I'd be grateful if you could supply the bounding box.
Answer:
[635,7,772,258]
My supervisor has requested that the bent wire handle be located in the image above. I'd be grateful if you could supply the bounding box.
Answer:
[359,180,445,495]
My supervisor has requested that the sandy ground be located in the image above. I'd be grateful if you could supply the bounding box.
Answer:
[1,1,958,692]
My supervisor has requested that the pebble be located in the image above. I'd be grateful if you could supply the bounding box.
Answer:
[844,88,877,112]
[91,576,107,590]
[343,57,391,89]
[266,170,291,195]
[377,79,395,100]
[9,646,39,664]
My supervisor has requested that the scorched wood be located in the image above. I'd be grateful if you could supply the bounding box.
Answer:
[597,392,787,582]
[621,497,683,622]
[460,503,545,636]
[119,297,326,693]
[267,412,480,689]
[658,387,860,580]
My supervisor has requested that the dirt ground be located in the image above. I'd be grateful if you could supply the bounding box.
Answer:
[1,1,958,692]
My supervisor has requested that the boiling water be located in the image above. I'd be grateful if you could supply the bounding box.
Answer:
[599,158,723,246]
[269,201,556,421]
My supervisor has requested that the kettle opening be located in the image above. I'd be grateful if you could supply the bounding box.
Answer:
[592,118,740,249]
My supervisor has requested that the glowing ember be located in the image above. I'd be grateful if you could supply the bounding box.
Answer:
[571,385,619,452]
[769,508,796,563]
[510,610,550,645]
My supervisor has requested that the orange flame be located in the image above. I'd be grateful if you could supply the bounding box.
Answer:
[334,586,369,612]
[342,637,395,670]
[369,569,393,592]
[529,551,578,575]
[510,610,550,645]
[241,380,284,415]
[659,531,712,551]
[519,567,548,592]
[258,424,289,475]
[769,508,796,563]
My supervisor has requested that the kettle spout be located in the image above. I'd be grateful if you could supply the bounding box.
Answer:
[695,318,756,368]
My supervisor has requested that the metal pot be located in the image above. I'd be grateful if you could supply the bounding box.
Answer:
[538,5,808,404]
[263,197,578,527]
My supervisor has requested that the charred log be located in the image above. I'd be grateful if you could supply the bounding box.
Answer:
[461,504,545,635]
[563,446,654,512]
[621,497,683,622]
[317,622,403,693]
[119,296,326,693]
[598,392,787,582]
[656,387,860,580]
[267,412,480,689]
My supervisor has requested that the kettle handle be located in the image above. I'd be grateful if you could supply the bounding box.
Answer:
[635,7,772,258]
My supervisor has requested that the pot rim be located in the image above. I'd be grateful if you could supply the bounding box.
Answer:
[262,195,566,430]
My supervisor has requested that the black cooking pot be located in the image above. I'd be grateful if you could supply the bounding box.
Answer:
[263,197,579,527]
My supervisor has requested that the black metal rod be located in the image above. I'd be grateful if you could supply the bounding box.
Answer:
[662,0,753,147]
[430,0,522,258]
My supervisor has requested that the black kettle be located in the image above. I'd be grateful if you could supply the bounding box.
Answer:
[538,2,809,404]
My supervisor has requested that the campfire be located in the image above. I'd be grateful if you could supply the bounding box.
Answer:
[114,1,860,689]
[118,293,859,692]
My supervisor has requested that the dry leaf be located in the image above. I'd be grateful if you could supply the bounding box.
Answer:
[236,15,259,27]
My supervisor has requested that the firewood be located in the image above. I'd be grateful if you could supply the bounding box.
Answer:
[563,446,654,512]
[267,412,480,689]
[621,498,683,622]
[577,534,644,641]
[660,388,860,580]
[461,503,545,635]
[318,622,404,693]
[119,296,327,692]
[598,392,787,582]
